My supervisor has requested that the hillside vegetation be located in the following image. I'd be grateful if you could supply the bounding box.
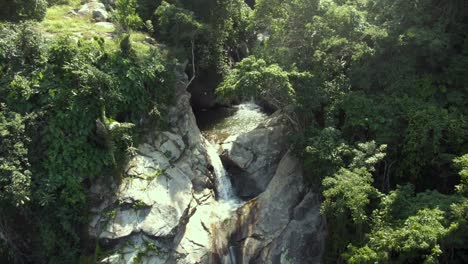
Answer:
[0,0,467,263]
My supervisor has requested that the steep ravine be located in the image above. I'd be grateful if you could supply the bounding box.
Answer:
[88,72,325,263]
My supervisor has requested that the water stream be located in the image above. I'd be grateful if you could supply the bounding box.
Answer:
[205,142,237,201]
[198,102,268,145]
[199,102,268,263]
[200,102,268,201]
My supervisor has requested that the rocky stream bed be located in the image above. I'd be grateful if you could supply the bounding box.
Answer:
[88,72,326,263]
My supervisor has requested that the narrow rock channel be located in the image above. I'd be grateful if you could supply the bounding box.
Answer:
[196,101,327,264]
[199,102,268,263]
[88,75,325,263]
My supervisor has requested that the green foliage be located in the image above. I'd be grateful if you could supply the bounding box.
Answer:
[254,0,376,75]
[0,0,47,21]
[114,0,143,31]
[0,105,31,208]
[346,209,451,264]
[139,0,254,75]
[400,105,453,178]
[303,127,386,184]
[248,0,468,262]
[180,0,254,73]
[318,137,387,262]
[46,0,80,6]
[154,1,202,45]
[344,183,467,263]
[136,0,162,22]
[216,56,295,108]
[322,167,380,227]
[0,0,467,263]
[39,4,115,37]
[119,33,133,56]
[132,200,149,210]
[0,21,175,262]
[454,154,468,196]
[303,127,350,183]
[0,22,46,75]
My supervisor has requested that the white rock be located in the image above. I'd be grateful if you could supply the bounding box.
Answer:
[95,22,115,30]
[126,152,170,177]
[78,2,106,16]
[100,209,139,239]
[160,140,182,161]
[138,205,178,237]
[221,112,289,198]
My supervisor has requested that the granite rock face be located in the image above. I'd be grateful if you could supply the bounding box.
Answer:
[230,152,326,264]
[89,71,225,263]
[89,70,325,263]
[221,111,290,198]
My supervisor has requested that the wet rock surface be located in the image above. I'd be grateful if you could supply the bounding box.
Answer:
[88,71,325,263]
[230,152,326,264]
[221,110,290,198]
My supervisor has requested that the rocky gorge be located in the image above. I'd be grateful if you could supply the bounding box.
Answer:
[1,0,466,262]
[88,71,326,263]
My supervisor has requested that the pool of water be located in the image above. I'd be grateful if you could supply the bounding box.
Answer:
[196,102,269,144]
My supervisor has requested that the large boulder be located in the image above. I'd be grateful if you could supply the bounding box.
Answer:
[221,110,290,198]
[89,131,205,240]
[229,151,326,264]
[78,1,108,21]
[92,9,108,22]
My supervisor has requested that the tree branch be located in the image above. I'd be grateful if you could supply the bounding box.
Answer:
[186,39,196,89]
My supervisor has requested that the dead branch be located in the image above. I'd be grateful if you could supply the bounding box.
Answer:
[186,39,196,89]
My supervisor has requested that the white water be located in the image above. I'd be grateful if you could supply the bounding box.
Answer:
[205,137,241,264]
[203,102,268,207]
[205,141,237,201]
[203,102,268,203]
[201,102,268,264]
[206,102,268,139]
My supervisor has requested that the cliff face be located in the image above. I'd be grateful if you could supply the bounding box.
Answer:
[227,151,326,264]
[88,72,325,263]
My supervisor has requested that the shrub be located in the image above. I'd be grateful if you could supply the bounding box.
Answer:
[114,0,143,31]
[0,0,47,21]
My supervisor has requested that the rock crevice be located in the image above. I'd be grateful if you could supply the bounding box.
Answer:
[88,72,325,263]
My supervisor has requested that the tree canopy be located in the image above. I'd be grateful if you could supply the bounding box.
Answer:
[0,0,467,263]
[217,0,468,262]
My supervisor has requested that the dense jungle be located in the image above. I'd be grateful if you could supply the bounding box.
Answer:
[0,0,467,263]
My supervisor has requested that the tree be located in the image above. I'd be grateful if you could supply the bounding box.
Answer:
[216,56,295,109]
[0,106,31,208]
[345,183,466,263]
[0,22,176,262]
[114,0,143,31]
[0,0,47,21]
[346,208,452,264]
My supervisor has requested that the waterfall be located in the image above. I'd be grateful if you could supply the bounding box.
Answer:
[205,141,236,201]
[202,101,267,204]
[200,102,269,263]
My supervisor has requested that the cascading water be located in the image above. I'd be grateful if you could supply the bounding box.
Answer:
[205,102,268,137]
[199,102,268,263]
[198,101,268,145]
[205,141,237,201]
[201,101,268,203]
